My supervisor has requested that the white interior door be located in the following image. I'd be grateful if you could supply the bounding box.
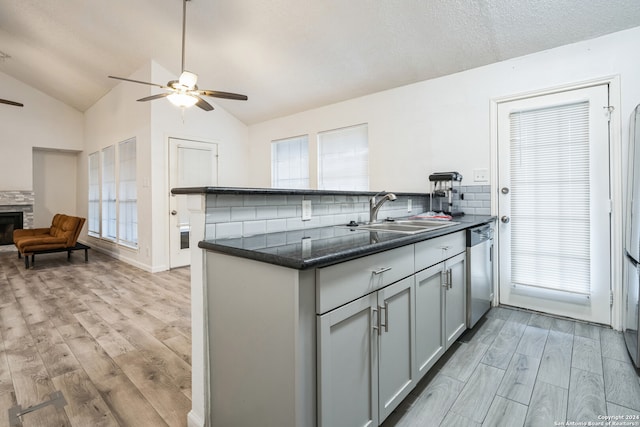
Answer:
[497,84,611,325]
[169,138,217,268]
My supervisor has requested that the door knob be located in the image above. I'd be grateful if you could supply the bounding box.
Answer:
[171,210,178,215]
[501,216,510,223]
[501,187,510,194]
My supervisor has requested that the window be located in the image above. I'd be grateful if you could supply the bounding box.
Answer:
[318,124,369,190]
[271,135,309,189]
[101,145,116,240]
[88,152,100,237]
[118,138,137,247]
[90,138,138,248]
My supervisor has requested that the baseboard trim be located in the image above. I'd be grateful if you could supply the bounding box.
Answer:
[187,410,205,427]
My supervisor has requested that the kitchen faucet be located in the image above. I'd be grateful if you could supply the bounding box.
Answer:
[369,191,397,223]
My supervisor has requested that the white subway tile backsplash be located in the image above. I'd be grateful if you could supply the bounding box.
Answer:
[215,194,244,207]
[207,207,231,223]
[203,187,488,239]
[231,207,257,221]
[286,195,303,205]
[277,206,297,218]
[244,195,267,206]
[266,219,287,233]
[286,217,305,231]
[243,220,267,236]
[256,206,278,219]
[216,222,243,238]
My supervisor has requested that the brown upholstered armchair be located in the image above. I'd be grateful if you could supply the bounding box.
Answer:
[13,213,87,268]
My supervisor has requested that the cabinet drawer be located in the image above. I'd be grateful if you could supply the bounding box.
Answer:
[316,245,414,314]
[415,231,465,271]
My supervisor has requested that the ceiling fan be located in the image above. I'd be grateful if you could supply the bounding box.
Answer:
[108,0,247,111]
[0,98,24,108]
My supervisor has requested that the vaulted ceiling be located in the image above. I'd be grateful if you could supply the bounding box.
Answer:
[1,0,639,124]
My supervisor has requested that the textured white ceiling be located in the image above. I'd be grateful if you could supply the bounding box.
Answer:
[1,0,639,124]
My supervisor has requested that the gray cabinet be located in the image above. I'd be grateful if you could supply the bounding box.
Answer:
[415,264,445,378]
[415,242,466,379]
[318,293,379,427]
[318,276,416,426]
[377,276,416,421]
[317,230,467,426]
[444,252,467,348]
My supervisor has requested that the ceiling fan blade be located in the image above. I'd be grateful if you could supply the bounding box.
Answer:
[137,93,171,102]
[0,98,24,107]
[198,90,248,101]
[108,75,165,88]
[194,96,214,111]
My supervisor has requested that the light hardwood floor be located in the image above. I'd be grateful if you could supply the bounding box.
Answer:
[3,248,640,427]
[0,249,191,427]
[382,306,640,427]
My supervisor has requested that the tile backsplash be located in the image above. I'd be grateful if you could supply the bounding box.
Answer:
[457,185,492,216]
[203,185,492,240]
[205,193,428,239]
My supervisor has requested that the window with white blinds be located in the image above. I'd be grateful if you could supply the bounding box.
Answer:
[88,152,100,237]
[318,124,369,191]
[509,101,591,296]
[101,145,117,241]
[271,135,309,189]
[118,138,138,248]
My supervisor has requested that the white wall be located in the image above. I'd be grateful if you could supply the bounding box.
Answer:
[247,26,640,193]
[79,61,249,272]
[0,71,83,192]
[33,149,79,227]
[149,61,249,271]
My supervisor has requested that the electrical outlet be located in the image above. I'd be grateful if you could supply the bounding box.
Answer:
[473,168,489,182]
[302,200,312,221]
[407,199,412,212]
[301,237,312,256]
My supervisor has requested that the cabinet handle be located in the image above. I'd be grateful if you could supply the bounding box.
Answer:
[372,266,392,275]
[373,308,380,334]
[379,302,389,333]
[448,269,452,289]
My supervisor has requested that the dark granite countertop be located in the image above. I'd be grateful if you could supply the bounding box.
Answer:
[199,215,496,270]
[171,186,428,197]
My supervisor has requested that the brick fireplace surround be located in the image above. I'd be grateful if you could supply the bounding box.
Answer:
[0,191,35,230]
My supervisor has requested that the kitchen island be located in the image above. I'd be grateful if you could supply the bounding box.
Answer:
[172,186,494,427]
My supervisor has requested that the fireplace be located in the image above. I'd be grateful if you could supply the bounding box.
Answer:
[0,212,23,245]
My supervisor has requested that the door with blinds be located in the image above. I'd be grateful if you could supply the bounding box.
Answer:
[497,84,611,325]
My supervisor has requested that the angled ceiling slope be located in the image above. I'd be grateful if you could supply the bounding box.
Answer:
[0,0,639,124]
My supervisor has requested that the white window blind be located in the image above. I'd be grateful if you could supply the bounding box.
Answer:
[318,124,369,191]
[118,138,137,248]
[510,101,591,296]
[88,152,100,237]
[101,145,117,241]
[271,135,309,189]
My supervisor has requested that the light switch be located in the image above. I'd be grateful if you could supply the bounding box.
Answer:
[302,200,312,221]
[473,168,489,182]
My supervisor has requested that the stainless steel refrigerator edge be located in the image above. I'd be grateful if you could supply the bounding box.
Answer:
[466,223,494,328]
[624,103,640,368]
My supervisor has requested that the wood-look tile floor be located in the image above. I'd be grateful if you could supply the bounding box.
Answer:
[0,249,191,427]
[382,306,640,427]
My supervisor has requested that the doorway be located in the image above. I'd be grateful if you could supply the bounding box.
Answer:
[496,84,612,325]
[169,137,218,268]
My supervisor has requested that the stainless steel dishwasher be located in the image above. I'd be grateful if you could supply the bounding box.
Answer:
[466,223,494,328]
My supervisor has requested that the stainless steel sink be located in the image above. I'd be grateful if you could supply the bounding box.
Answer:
[342,220,458,234]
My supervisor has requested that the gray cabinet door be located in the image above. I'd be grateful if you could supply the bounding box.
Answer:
[445,252,467,348]
[378,276,416,422]
[318,293,379,427]
[415,264,445,379]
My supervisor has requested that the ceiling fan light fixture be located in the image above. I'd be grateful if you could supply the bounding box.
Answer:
[178,71,198,89]
[168,92,198,108]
